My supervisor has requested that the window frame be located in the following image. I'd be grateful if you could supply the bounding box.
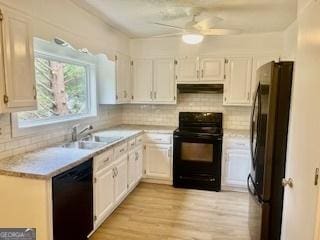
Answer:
[11,38,98,137]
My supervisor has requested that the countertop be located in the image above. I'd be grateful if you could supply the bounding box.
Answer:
[0,124,176,180]
[223,129,250,138]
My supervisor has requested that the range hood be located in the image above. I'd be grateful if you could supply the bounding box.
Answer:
[177,84,224,94]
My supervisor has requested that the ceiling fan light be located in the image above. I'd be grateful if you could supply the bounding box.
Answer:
[182,34,204,45]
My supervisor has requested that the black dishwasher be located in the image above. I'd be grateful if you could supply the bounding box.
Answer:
[52,159,93,240]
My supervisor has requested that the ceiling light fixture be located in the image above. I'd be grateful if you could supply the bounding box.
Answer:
[182,34,204,45]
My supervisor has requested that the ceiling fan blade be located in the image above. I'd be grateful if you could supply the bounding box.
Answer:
[202,28,241,36]
[149,32,183,38]
[193,16,223,30]
[151,22,184,30]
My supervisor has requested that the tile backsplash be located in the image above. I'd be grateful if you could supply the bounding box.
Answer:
[0,93,251,159]
[122,93,251,129]
[0,105,122,159]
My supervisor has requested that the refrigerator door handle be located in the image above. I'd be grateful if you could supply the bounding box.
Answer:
[247,174,256,196]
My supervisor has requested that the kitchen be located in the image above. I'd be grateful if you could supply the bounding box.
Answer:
[0,0,319,240]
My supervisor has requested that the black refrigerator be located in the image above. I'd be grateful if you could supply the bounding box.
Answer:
[247,61,294,240]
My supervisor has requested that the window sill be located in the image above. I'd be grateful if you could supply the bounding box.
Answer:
[11,113,97,138]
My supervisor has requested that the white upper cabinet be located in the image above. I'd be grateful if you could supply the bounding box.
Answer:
[116,53,131,103]
[199,57,225,82]
[132,58,176,104]
[132,59,153,103]
[0,8,37,112]
[176,56,225,83]
[153,58,176,103]
[97,52,131,104]
[223,57,253,106]
[176,57,199,83]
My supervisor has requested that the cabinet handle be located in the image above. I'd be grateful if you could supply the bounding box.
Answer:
[167,148,171,158]
[154,91,157,99]
[124,90,127,98]
[33,85,37,100]
[201,69,204,78]
[103,157,110,163]
[112,168,115,178]
[247,92,250,101]
[150,91,153,99]
[120,148,125,153]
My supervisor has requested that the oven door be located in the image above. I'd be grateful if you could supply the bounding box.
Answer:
[173,134,222,191]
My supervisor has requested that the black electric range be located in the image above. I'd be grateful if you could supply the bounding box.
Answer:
[173,112,223,191]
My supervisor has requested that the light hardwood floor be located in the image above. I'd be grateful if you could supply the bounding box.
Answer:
[90,183,251,240]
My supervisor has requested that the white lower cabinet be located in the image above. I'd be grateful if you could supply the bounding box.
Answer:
[128,145,143,191]
[223,149,251,187]
[94,164,115,227]
[93,135,145,230]
[114,155,128,204]
[222,136,251,191]
[145,144,171,180]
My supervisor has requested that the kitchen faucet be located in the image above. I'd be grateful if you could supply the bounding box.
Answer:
[71,124,93,142]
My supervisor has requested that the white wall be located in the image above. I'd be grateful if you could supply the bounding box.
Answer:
[282,20,298,60]
[281,0,320,239]
[0,0,129,159]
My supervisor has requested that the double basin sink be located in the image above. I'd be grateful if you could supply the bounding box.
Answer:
[61,135,123,150]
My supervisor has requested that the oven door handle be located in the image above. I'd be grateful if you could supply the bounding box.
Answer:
[173,134,222,141]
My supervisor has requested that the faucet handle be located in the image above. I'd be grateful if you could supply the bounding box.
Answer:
[72,124,80,130]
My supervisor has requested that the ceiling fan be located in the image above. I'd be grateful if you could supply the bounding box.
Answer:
[151,12,241,44]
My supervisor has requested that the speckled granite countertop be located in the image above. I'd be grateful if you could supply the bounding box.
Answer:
[0,124,176,180]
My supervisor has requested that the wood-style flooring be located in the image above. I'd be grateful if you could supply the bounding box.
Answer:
[90,183,251,240]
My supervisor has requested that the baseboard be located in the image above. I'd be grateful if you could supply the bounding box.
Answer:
[221,185,248,193]
[141,178,173,185]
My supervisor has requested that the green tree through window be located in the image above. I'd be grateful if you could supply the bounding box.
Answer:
[18,56,89,121]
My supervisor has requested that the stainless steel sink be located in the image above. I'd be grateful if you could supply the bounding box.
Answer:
[61,141,105,150]
[81,135,122,145]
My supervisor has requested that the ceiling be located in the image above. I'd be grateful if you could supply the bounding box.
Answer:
[74,0,297,38]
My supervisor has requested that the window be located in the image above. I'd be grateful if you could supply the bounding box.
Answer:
[16,38,97,129]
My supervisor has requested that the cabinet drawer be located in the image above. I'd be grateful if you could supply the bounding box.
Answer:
[115,142,128,158]
[128,138,136,150]
[144,133,171,144]
[135,135,143,145]
[94,149,114,172]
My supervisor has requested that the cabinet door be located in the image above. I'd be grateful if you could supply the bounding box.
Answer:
[132,59,153,103]
[135,146,143,181]
[127,150,136,190]
[94,165,115,227]
[1,9,37,109]
[176,57,199,83]
[251,56,279,102]
[153,58,176,103]
[199,57,225,82]
[224,57,252,106]
[116,53,131,103]
[114,155,128,204]
[223,149,251,187]
[145,144,171,180]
